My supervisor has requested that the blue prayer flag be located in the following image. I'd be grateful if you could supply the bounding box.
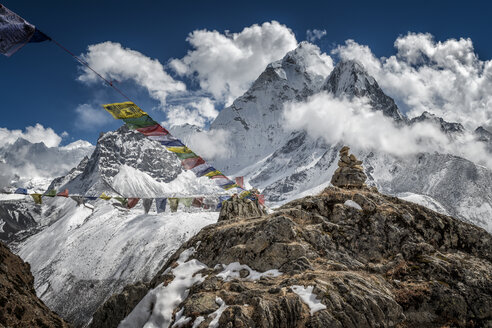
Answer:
[15,187,28,195]
[155,198,167,213]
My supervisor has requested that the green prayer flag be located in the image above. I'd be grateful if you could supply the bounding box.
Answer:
[168,198,179,212]
[44,189,56,197]
[180,198,193,208]
[123,115,158,129]
[114,197,128,207]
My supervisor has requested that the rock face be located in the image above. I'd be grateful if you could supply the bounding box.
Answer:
[330,146,367,188]
[218,194,266,222]
[0,242,70,327]
[91,185,492,327]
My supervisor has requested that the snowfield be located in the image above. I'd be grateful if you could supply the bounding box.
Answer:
[15,198,218,326]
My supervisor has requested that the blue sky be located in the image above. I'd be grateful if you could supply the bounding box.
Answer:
[1,0,492,145]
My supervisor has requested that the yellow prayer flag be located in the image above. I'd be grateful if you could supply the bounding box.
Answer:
[103,102,147,119]
[99,192,112,201]
[30,193,42,204]
[204,170,222,177]
[223,183,239,190]
[166,146,193,154]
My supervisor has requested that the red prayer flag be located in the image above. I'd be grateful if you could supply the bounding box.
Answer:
[127,198,140,209]
[258,194,265,205]
[181,157,206,170]
[211,175,228,180]
[235,176,244,188]
[192,197,204,207]
[57,189,69,197]
[136,124,169,136]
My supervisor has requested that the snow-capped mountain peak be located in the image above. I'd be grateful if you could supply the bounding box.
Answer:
[323,59,406,122]
[410,111,465,134]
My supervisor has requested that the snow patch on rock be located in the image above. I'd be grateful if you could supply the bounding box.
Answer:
[119,247,208,328]
[216,262,282,281]
[291,285,327,315]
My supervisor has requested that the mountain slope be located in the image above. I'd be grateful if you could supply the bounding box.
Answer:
[91,184,492,327]
[12,126,225,327]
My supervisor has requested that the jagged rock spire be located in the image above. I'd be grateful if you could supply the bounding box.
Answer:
[331,146,367,188]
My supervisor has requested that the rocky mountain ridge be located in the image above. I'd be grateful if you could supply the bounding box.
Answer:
[0,241,70,327]
[90,152,492,327]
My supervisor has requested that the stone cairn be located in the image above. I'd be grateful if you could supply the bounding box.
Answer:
[330,146,367,188]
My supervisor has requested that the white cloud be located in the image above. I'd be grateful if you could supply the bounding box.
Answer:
[78,42,186,105]
[0,124,63,148]
[169,21,298,105]
[306,29,327,42]
[332,33,492,130]
[283,92,492,168]
[186,129,233,160]
[166,97,219,128]
[75,103,113,130]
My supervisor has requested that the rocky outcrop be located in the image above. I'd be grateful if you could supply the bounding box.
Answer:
[91,184,492,327]
[0,242,70,328]
[331,146,367,188]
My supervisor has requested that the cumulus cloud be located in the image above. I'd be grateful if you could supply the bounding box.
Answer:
[75,103,113,130]
[306,29,327,42]
[283,92,492,168]
[166,97,219,128]
[186,129,233,160]
[332,33,492,130]
[169,21,298,105]
[78,42,186,105]
[0,124,63,148]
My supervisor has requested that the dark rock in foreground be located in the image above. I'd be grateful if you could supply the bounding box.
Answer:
[0,242,70,328]
[91,186,492,327]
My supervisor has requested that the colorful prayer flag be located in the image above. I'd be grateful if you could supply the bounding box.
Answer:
[103,102,147,119]
[235,176,244,189]
[84,196,98,201]
[142,198,153,214]
[168,198,179,212]
[30,193,42,204]
[136,124,169,136]
[127,198,140,209]
[166,146,193,154]
[159,139,185,147]
[204,170,222,178]
[114,197,128,207]
[175,152,198,160]
[99,193,111,201]
[0,4,38,56]
[222,182,239,190]
[180,198,193,208]
[155,198,167,213]
[181,157,205,170]
[15,188,28,195]
[191,163,212,175]
[123,115,158,129]
[192,197,203,208]
[258,194,265,205]
[57,189,69,197]
[44,189,56,197]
